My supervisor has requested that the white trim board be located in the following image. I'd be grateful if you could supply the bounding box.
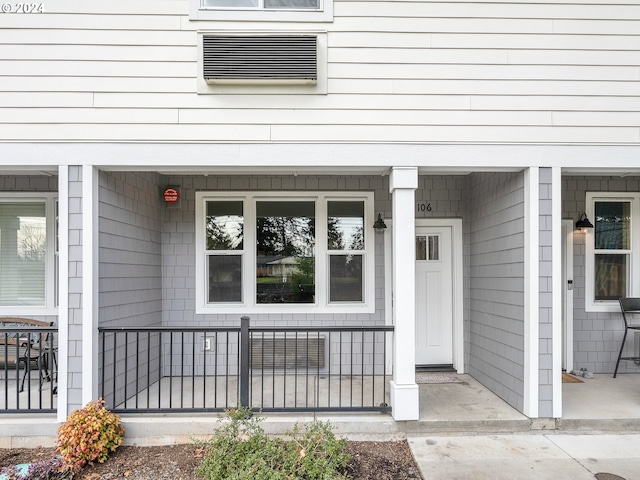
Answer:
[3,143,640,173]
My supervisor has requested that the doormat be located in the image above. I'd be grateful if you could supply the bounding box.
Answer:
[562,372,583,383]
[415,372,465,384]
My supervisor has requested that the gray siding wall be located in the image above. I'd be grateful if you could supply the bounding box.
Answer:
[467,171,525,411]
[98,171,164,406]
[98,171,164,327]
[538,168,553,417]
[161,174,391,328]
[0,175,57,192]
[562,175,640,374]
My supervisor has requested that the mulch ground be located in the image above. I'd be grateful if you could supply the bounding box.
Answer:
[1,440,422,480]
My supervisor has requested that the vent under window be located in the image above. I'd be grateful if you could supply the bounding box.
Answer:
[203,34,317,85]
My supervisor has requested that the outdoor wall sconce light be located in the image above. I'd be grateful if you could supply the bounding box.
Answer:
[373,213,387,232]
[576,213,594,232]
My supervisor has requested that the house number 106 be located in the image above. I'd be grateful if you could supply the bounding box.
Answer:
[416,202,432,212]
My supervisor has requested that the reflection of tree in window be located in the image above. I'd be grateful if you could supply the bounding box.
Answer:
[18,217,46,261]
[594,201,631,301]
[206,201,243,251]
[256,201,315,304]
[205,201,244,303]
[595,201,630,250]
[327,201,364,251]
[327,201,364,302]
[0,203,47,306]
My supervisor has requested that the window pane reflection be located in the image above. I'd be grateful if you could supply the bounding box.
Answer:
[329,254,363,302]
[208,255,242,303]
[0,202,46,306]
[595,254,627,301]
[416,236,427,261]
[328,201,364,251]
[595,201,630,250]
[256,201,315,304]
[206,201,243,250]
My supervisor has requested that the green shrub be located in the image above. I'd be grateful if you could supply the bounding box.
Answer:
[196,407,351,480]
[56,398,125,471]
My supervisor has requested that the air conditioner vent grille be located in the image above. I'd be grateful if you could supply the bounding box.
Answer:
[203,35,317,83]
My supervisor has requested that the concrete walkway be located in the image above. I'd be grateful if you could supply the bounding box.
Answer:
[408,434,640,480]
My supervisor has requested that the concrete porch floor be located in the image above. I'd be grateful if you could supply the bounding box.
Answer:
[2,372,639,447]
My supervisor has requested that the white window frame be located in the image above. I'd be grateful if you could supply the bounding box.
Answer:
[195,191,375,314]
[585,192,640,312]
[0,192,58,315]
[190,0,333,22]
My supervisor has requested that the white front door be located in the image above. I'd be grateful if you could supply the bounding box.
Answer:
[415,225,453,366]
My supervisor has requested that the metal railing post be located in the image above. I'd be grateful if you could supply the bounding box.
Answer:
[240,316,250,408]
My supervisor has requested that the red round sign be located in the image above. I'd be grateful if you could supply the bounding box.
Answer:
[163,188,179,203]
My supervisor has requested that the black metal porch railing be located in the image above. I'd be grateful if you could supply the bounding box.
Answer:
[1,326,58,413]
[99,318,393,414]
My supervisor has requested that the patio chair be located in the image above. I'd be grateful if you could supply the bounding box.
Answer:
[0,318,55,391]
[613,297,640,378]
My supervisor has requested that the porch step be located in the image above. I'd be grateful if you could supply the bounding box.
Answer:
[5,414,640,449]
[405,418,534,435]
[556,417,640,433]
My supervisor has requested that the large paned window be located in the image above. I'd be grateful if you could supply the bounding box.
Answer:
[196,192,374,313]
[0,194,57,313]
[585,193,640,312]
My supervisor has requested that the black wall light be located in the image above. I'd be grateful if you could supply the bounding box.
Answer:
[373,213,387,232]
[576,213,594,231]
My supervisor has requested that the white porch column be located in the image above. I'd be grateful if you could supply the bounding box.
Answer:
[57,166,69,421]
[523,167,539,418]
[389,166,419,421]
[82,166,99,404]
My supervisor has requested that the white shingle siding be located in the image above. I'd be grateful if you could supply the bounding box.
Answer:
[1,1,639,144]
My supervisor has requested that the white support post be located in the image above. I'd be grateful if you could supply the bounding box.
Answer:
[389,167,419,421]
[524,167,539,418]
[57,166,69,422]
[551,167,563,418]
[82,166,99,404]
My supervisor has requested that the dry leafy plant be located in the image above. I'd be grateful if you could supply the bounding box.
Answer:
[56,398,125,472]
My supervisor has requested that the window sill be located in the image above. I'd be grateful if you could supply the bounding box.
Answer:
[584,302,620,313]
[195,304,375,315]
[189,5,333,22]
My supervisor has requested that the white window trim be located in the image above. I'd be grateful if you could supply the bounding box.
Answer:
[195,191,375,314]
[0,192,58,315]
[190,0,333,22]
[584,192,640,313]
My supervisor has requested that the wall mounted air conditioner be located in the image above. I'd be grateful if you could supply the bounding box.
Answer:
[203,34,317,85]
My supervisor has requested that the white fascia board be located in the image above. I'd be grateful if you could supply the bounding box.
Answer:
[2,144,640,172]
